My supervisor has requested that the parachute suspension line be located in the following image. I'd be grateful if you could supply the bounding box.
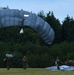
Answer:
[20,14,29,34]
[20,19,24,34]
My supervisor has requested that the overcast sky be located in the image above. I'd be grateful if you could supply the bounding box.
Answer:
[0,0,74,23]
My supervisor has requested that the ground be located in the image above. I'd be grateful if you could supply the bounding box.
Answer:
[0,68,74,75]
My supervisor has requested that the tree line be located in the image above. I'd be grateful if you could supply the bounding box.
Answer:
[0,11,74,68]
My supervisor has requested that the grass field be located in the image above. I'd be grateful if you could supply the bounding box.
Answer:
[0,68,74,75]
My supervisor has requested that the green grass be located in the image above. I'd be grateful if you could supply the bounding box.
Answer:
[0,68,74,75]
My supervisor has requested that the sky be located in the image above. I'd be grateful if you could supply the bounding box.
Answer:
[0,0,74,23]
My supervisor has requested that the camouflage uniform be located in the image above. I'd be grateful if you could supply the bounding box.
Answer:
[22,56,28,69]
[55,57,60,70]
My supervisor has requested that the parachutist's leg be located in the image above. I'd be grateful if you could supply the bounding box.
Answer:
[23,62,27,69]
[23,65,26,69]
[57,64,60,70]
[7,65,9,70]
[7,62,9,70]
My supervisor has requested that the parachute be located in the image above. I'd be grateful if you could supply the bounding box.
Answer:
[0,8,55,44]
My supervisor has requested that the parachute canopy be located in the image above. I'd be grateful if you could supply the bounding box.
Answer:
[6,54,13,58]
[0,8,55,44]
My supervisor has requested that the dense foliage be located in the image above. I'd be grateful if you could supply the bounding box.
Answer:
[0,11,74,68]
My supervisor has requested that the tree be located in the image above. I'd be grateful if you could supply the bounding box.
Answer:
[37,10,46,20]
[62,15,74,42]
[46,11,62,43]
